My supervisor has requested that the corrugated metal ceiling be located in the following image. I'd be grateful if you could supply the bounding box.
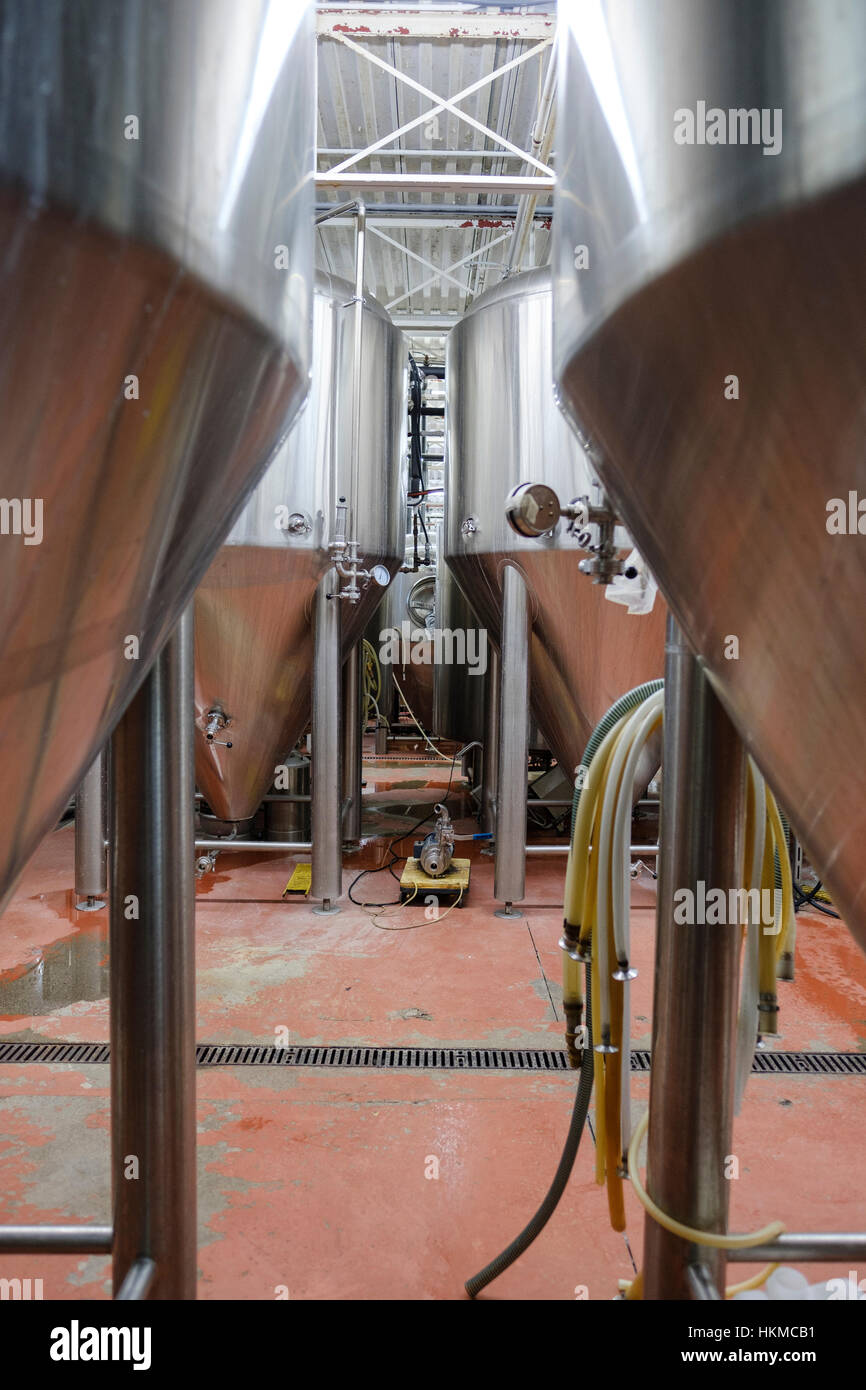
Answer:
[316,3,555,356]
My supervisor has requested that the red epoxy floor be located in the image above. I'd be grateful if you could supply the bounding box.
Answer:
[1,764,865,1300]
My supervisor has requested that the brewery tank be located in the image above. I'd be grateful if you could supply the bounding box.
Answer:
[0,0,314,910]
[194,274,406,826]
[553,0,866,950]
[445,267,665,779]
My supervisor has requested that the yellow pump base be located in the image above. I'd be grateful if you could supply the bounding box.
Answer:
[282,863,312,898]
[399,857,470,907]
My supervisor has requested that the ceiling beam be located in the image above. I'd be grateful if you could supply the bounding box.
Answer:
[314,206,553,225]
[316,8,556,41]
[327,32,553,177]
[391,314,459,330]
[318,147,547,160]
[315,172,555,193]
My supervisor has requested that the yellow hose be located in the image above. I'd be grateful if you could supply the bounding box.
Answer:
[627,1111,785,1249]
[564,716,628,931]
[605,960,626,1231]
[766,790,796,971]
[621,1263,778,1300]
[591,940,606,1186]
[757,825,778,1029]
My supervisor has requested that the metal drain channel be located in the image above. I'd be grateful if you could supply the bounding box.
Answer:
[0,1040,865,1075]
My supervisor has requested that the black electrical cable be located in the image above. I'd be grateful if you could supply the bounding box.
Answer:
[347,750,462,908]
[407,353,424,499]
[793,879,840,919]
[465,965,595,1298]
[416,508,431,564]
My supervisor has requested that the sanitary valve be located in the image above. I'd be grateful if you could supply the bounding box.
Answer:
[505,482,638,586]
[329,496,390,602]
[414,803,455,878]
[203,708,233,747]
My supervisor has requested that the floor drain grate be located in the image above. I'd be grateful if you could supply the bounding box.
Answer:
[0,1041,865,1074]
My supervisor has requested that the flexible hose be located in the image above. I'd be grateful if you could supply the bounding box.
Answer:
[627,1111,785,1249]
[570,679,664,839]
[465,967,594,1299]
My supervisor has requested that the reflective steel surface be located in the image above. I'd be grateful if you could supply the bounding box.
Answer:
[445,269,665,777]
[554,0,866,948]
[195,277,406,824]
[370,568,437,732]
[433,541,487,746]
[0,0,314,910]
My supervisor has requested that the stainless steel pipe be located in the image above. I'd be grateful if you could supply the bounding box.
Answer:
[110,607,197,1300]
[342,643,363,844]
[642,617,746,1299]
[0,1225,113,1254]
[523,844,659,856]
[311,570,343,912]
[195,840,312,854]
[686,1264,722,1301]
[494,567,530,917]
[74,748,106,911]
[727,1234,866,1263]
[115,1257,157,1302]
[480,647,500,836]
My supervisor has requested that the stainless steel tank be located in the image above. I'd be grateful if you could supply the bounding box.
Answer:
[445,268,665,778]
[368,565,437,732]
[433,539,487,747]
[553,0,866,948]
[0,0,314,910]
[194,275,406,825]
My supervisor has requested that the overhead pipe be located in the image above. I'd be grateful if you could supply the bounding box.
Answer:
[506,49,556,273]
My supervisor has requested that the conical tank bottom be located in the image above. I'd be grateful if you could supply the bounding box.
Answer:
[195,547,321,825]
[447,549,665,775]
[194,555,401,825]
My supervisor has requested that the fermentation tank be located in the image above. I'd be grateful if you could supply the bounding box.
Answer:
[194,275,406,826]
[445,268,665,779]
[553,0,866,950]
[0,0,314,910]
[369,566,437,732]
[433,540,487,748]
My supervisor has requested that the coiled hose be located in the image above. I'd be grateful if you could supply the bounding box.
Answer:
[570,680,665,838]
[465,966,594,1298]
